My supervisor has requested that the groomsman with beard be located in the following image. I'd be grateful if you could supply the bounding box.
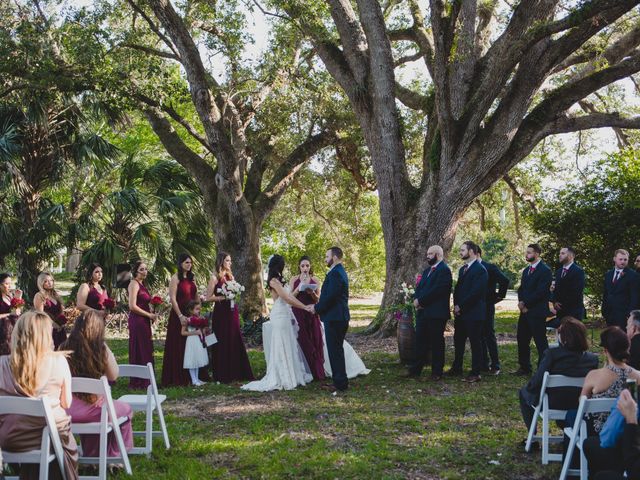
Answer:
[477,247,510,376]
[634,253,640,273]
[448,241,488,383]
[514,244,553,376]
[602,249,639,329]
[550,247,585,324]
[404,245,452,381]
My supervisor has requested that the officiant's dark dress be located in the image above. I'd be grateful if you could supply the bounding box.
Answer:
[292,278,325,380]
[211,276,254,383]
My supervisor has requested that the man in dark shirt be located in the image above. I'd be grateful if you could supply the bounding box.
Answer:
[627,310,640,370]
[477,247,509,375]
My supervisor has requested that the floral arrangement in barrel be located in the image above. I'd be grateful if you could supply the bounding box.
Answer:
[394,274,422,327]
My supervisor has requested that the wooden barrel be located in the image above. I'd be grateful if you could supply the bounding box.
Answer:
[397,310,416,365]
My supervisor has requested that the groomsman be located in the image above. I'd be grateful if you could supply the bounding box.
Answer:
[477,247,509,375]
[550,247,585,323]
[405,245,452,380]
[634,254,640,273]
[449,241,488,383]
[602,249,639,329]
[515,243,552,375]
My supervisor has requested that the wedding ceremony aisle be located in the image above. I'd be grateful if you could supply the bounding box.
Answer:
[106,303,561,480]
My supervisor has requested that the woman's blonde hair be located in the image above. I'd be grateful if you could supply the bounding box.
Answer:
[10,311,57,396]
[36,272,62,304]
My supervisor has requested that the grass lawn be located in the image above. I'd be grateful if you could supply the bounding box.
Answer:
[104,308,581,479]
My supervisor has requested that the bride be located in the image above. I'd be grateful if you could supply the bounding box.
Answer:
[241,255,313,392]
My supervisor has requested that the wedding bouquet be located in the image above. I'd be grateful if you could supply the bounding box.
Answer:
[400,282,415,305]
[189,316,208,347]
[217,280,245,308]
[149,295,166,315]
[10,297,25,313]
[103,297,116,311]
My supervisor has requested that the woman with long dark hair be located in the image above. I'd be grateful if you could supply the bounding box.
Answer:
[161,253,197,387]
[127,261,158,389]
[61,309,133,460]
[33,272,67,349]
[0,273,22,320]
[290,256,325,380]
[76,263,109,311]
[242,255,312,392]
[204,252,254,383]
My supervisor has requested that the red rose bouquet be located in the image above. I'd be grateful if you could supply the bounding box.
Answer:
[10,297,25,312]
[150,296,164,314]
[189,316,208,346]
[103,297,116,311]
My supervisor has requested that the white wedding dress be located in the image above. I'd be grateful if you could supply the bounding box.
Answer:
[241,287,313,392]
[321,323,371,378]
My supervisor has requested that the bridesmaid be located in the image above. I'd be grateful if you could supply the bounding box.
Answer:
[290,256,325,380]
[161,253,196,387]
[204,252,254,383]
[127,261,158,389]
[0,273,22,321]
[76,263,109,311]
[33,272,67,349]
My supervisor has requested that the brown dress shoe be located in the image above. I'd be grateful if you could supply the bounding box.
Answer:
[462,374,481,383]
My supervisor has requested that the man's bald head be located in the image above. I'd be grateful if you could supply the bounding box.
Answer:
[427,245,444,263]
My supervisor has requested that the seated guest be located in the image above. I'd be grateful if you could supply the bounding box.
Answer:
[581,327,640,435]
[519,317,598,446]
[0,311,79,479]
[592,389,640,480]
[61,309,133,459]
[627,310,640,370]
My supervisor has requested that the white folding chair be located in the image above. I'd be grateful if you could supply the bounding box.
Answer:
[70,376,132,478]
[116,363,170,455]
[559,395,617,480]
[0,396,68,480]
[525,372,585,464]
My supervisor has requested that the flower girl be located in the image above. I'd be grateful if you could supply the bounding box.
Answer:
[181,300,209,386]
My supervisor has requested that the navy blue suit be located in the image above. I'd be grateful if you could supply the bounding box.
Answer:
[551,263,585,321]
[315,263,350,390]
[409,261,452,376]
[480,260,510,370]
[452,260,488,375]
[602,268,639,329]
[516,261,552,372]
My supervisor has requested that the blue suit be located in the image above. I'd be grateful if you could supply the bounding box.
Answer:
[480,260,510,370]
[315,263,350,390]
[409,261,452,376]
[517,261,552,372]
[551,263,585,321]
[602,268,639,329]
[452,260,488,375]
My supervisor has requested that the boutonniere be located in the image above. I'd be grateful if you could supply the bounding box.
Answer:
[621,271,626,278]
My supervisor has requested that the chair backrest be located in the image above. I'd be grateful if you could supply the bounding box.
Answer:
[582,397,617,415]
[0,395,68,480]
[117,364,151,381]
[71,376,110,397]
[546,374,585,389]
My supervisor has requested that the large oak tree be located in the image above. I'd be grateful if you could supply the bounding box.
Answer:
[273,0,640,334]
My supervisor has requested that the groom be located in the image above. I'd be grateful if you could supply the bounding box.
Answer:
[307,247,350,392]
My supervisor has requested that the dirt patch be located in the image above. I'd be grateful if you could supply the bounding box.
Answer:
[166,394,295,421]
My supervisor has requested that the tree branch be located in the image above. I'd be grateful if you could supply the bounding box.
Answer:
[255,129,340,221]
[548,111,640,135]
[125,0,181,59]
[120,43,180,61]
[395,82,434,111]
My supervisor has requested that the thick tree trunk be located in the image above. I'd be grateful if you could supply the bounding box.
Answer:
[214,220,268,323]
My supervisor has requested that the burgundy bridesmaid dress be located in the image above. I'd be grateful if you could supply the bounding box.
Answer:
[44,298,67,350]
[127,281,153,389]
[0,297,10,317]
[211,276,254,383]
[85,285,108,310]
[161,277,196,387]
[292,278,325,380]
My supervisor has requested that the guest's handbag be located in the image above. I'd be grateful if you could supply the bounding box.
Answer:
[599,397,640,448]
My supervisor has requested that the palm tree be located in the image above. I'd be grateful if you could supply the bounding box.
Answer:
[79,155,215,294]
[0,94,119,298]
